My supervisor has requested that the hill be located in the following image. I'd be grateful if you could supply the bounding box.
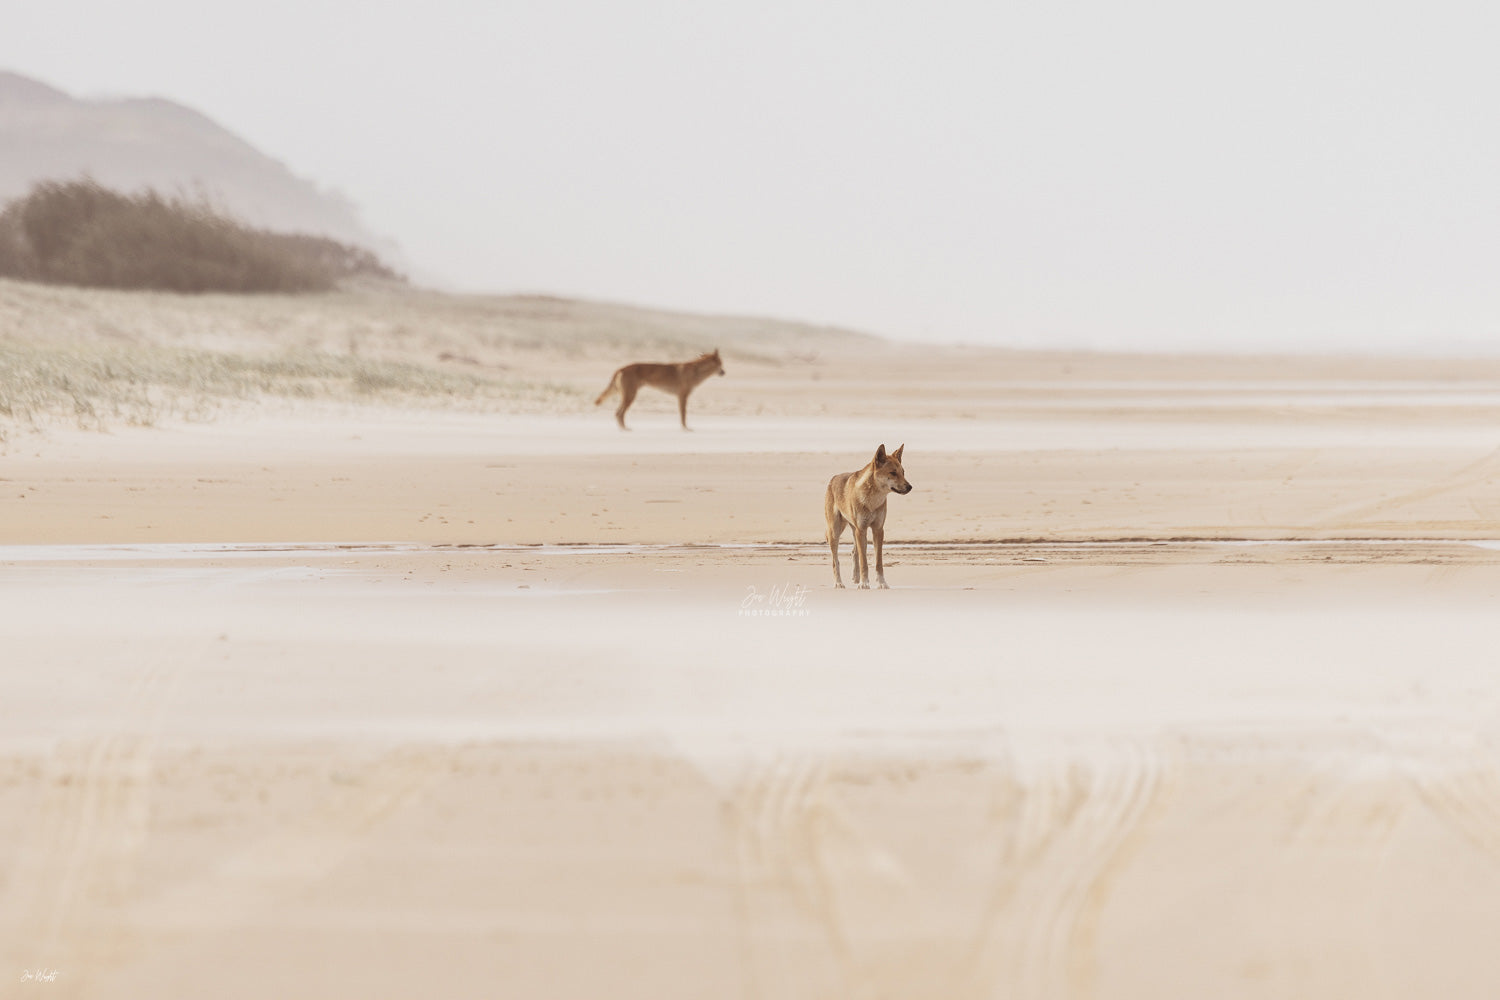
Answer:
[0,70,391,258]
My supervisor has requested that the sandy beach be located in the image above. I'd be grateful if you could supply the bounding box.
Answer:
[7,311,1500,997]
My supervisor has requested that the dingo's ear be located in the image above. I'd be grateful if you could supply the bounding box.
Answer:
[875,444,887,464]
[892,444,904,462]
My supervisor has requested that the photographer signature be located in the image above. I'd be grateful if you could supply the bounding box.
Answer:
[740,582,810,616]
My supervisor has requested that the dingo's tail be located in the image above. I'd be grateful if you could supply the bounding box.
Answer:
[594,370,621,406]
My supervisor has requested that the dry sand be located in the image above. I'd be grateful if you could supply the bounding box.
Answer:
[7,331,1500,997]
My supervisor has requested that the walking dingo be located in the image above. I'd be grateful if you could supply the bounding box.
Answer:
[824,444,913,589]
[594,350,726,430]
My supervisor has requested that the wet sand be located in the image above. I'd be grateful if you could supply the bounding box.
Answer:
[6,350,1500,997]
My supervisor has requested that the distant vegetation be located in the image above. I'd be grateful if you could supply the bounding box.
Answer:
[0,179,400,293]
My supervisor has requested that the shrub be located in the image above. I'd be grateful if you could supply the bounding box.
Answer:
[0,179,400,293]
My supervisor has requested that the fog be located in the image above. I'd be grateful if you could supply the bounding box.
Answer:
[5,0,1497,351]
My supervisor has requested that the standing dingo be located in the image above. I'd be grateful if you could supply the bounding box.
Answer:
[824,444,913,589]
[594,350,726,430]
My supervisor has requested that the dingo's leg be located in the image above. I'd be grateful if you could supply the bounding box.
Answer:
[854,524,870,589]
[677,391,692,431]
[615,380,639,430]
[873,524,888,589]
[827,511,847,588]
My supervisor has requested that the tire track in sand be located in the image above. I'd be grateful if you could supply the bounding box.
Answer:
[728,740,1174,1000]
[729,752,914,999]
[962,737,1177,1000]
[1313,445,1500,531]
[0,650,187,994]
[1400,739,1500,865]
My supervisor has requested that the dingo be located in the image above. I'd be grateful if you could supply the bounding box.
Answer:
[824,444,913,589]
[594,350,726,430]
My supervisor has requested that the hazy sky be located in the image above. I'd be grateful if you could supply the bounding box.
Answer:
[5,1,1498,351]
